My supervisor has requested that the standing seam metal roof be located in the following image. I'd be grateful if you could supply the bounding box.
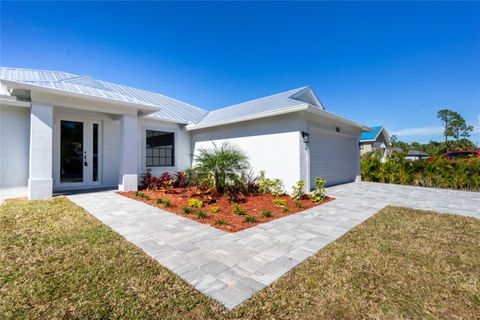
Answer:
[1,67,343,128]
[0,67,208,124]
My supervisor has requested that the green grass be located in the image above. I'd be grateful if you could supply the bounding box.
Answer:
[0,197,223,319]
[1,199,479,319]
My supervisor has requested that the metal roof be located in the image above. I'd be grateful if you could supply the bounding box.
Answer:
[1,67,369,131]
[187,86,324,129]
[360,126,383,141]
[0,67,208,124]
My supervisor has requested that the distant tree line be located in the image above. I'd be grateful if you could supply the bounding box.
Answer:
[391,109,476,156]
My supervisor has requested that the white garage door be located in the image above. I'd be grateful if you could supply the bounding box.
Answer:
[309,129,357,188]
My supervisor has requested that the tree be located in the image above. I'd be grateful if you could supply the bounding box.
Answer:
[193,142,250,194]
[437,109,455,143]
[450,112,473,140]
[437,109,474,151]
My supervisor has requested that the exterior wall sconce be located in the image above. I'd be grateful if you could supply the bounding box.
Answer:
[302,131,310,144]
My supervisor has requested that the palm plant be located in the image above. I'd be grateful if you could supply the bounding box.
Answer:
[193,142,250,194]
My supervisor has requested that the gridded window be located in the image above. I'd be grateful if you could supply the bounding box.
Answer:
[146,130,174,167]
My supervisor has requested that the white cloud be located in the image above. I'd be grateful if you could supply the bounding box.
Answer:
[392,126,443,137]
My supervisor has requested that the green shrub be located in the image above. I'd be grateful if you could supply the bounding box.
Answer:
[295,201,303,209]
[282,206,290,213]
[215,218,226,225]
[192,142,250,194]
[164,200,172,207]
[156,198,163,204]
[257,171,284,196]
[135,191,147,199]
[262,210,273,218]
[291,180,305,200]
[244,215,257,223]
[272,198,287,206]
[196,210,208,219]
[210,206,220,213]
[361,155,480,191]
[188,198,203,208]
[311,177,327,203]
[232,204,246,215]
[181,206,192,214]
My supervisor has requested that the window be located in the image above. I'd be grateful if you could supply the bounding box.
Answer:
[146,130,174,167]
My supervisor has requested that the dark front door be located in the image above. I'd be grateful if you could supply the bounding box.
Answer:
[60,120,84,183]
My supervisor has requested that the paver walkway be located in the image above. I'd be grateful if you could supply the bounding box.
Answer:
[67,182,479,309]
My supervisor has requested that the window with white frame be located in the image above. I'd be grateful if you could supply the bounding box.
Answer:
[146,130,174,167]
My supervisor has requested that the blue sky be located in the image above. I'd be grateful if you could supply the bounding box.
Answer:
[1,1,479,143]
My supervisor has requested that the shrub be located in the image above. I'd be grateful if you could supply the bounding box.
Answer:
[361,155,480,191]
[226,183,247,203]
[282,206,290,213]
[193,142,250,194]
[164,200,172,207]
[135,192,149,200]
[262,210,273,218]
[244,215,257,223]
[295,201,303,209]
[272,198,287,206]
[141,169,162,190]
[188,198,203,208]
[196,210,208,219]
[156,198,163,204]
[174,171,187,188]
[291,180,305,200]
[160,172,174,192]
[215,218,226,225]
[244,170,259,195]
[210,206,220,213]
[232,204,246,215]
[311,177,327,203]
[181,206,192,214]
[257,171,284,196]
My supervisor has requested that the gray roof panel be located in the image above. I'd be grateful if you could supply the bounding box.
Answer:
[1,67,336,129]
[192,86,321,126]
[0,67,208,124]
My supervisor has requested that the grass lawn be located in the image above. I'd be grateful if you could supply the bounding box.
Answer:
[1,197,479,319]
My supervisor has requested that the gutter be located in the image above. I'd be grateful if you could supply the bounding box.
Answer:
[186,103,373,132]
[0,94,31,108]
[186,104,310,131]
[305,106,374,132]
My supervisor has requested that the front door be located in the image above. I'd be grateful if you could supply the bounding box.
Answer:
[54,118,101,190]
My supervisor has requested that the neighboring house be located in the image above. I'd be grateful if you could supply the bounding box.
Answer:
[0,67,371,200]
[359,126,391,161]
[405,150,429,161]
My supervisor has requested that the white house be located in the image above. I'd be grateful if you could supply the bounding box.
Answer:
[0,67,372,200]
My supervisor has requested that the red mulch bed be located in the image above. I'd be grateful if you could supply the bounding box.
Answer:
[118,187,335,232]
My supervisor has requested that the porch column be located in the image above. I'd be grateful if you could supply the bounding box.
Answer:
[28,102,53,200]
[118,114,139,191]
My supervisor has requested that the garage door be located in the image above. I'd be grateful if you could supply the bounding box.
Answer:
[309,129,357,188]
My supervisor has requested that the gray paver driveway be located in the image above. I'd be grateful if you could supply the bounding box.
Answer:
[67,182,480,309]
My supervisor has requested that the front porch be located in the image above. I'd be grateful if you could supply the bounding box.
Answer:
[27,101,141,200]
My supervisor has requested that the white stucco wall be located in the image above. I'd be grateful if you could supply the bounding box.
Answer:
[0,105,30,188]
[191,114,305,194]
[138,118,192,177]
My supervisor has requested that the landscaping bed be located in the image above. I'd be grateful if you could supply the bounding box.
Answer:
[119,188,334,232]
[121,143,333,232]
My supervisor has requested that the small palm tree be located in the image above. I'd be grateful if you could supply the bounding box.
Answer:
[193,142,250,194]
